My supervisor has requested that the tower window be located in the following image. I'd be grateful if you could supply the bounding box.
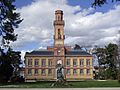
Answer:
[58,29,61,39]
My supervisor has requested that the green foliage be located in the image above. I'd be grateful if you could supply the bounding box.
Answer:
[0,0,23,83]
[92,0,120,7]
[0,0,23,45]
[96,43,118,80]
[0,47,22,83]
[74,44,82,50]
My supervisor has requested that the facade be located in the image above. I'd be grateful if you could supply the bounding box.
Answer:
[25,10,93,81]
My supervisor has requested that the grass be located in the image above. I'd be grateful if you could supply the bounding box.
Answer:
[0,80,120,88]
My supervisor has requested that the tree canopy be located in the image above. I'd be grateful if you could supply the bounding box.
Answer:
[0,0,23,83]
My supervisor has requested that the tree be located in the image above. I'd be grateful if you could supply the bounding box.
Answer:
[92,0,120,7]
[105,43,118,79]
[96,43,118,80]
[0,0,23,83]
[74,44,82,50]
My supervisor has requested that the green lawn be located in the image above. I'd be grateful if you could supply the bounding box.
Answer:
[0,80,120,88]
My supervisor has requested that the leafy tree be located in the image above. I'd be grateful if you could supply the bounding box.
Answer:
[74,44,82,50]
[105,43,118,79]
[0,0,23,83]
[92,0,120,7]
[96,43,118,80]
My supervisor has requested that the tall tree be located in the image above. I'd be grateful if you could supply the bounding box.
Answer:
[96,43,118,80]
[105,43,118,79]
[0,0,23,82]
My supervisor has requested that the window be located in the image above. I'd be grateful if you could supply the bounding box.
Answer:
[80,69,84,75]
[66,59,70,66]
[73,59,77,66]
[41,69,46,75]
[87,69,90,74]
[73,69,77,75]
[48,59,52,67]
[48,69,52,75]
[35,59,39,66]
[42,59,46,66]
[80,59,84,66]
[28,59,32,66]
[28,69,32,75]
[58,29,61,39]
[35,69,38,75]
[86,59,90,66]
[66,69,70,75]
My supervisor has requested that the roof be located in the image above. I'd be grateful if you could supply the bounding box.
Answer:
[66,50,92,56]
[26,50,54,56]
[25,50,92,57]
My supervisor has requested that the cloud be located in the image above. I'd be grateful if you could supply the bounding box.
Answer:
[12,0,120,51]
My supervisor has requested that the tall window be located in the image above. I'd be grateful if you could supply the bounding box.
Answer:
[35,69,39,75]
[28,59,32,66]
[41,69,46,75]
[48,59,53,67]
[28,69,32,75]
[80,59,84,66]
[66,69,70,75]
[73,59,77,66]
[86,59,90,66]
[42,59,46,66]
[58,29,61,39]
[66,59,70,66]
[48,69,52,75]
[35,59,39,66]
[80,69,84,75]
[73,69,77,75]
[87,69,90,74]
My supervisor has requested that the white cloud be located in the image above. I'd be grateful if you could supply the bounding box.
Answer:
[12,0,120,51]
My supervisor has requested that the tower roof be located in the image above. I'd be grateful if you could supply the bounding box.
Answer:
[55,10,63,14]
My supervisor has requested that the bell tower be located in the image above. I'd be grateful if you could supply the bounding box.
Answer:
[54,10,65,46]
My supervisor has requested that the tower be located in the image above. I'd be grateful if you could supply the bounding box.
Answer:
[53,10,65,66]
[54,10,65,46]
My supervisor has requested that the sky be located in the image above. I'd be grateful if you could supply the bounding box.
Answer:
[12,0,120,60]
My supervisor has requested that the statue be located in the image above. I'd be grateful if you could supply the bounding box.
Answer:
[51,63,68,87]
[56,64,64,80]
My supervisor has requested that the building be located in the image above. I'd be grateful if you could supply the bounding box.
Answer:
[24,10,93,81]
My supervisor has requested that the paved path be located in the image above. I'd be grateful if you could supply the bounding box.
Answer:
[0,88,120,90]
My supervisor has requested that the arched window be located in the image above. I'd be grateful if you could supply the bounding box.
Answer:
[58,29,61,39]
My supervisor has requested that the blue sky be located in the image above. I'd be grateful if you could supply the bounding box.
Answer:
[15,0,120,12]
[12,0,120,60]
